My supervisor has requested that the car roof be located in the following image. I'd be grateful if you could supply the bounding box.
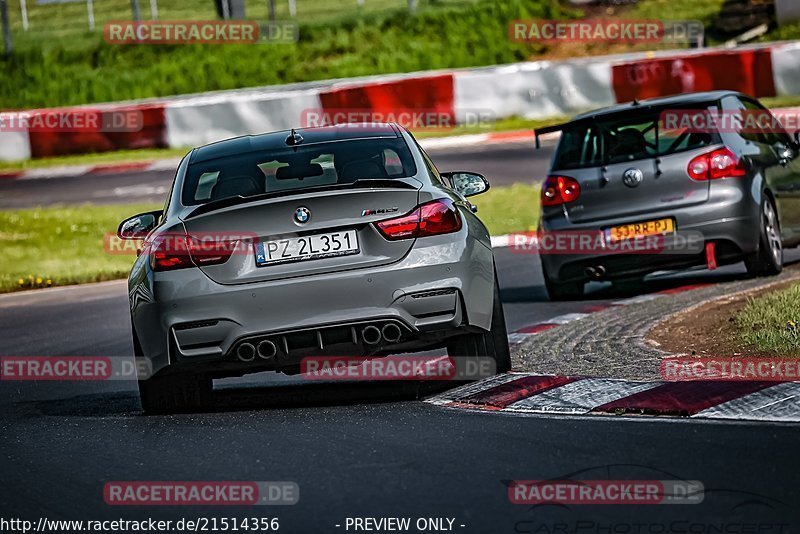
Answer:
[570,91,745,121]
[189,122,402,164]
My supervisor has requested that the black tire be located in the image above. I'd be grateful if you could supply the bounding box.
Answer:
[138,371,213,414]
[744,196,783,277]
[447,276,511,374]
[542,266,584,301]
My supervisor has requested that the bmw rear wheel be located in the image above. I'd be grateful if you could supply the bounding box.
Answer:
[446,276,511,374]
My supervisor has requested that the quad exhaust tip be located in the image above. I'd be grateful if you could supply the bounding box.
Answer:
[257,340,277,360]
[382,323,402,344]
[362,325,382,345]
[236,342,256,362]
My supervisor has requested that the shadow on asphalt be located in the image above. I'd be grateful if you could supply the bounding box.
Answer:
[20,380,456,418]
[501,258,800,304]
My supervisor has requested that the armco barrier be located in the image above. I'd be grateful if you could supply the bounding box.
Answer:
[611,48,776,102]
[27,104,167,158]
[165,89,323,148]
[318,74,455,126]
[454,59,615,121]
[2,41,799,161]
[0,130,32,161]
[772,41,800,96]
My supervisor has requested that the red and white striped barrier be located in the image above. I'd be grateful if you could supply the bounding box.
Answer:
[2,41,799,162]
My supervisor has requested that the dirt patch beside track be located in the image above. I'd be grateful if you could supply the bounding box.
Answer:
[646,275,800,358]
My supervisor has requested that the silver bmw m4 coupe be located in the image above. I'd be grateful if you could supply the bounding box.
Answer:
[118,123,509,413]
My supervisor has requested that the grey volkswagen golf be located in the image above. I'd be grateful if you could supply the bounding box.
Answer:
[536,91,800,300]
[118,123,509,413]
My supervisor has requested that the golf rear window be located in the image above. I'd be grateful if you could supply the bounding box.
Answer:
[553,104,722,171]
[183,137,417,206]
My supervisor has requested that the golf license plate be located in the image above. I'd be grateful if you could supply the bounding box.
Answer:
[255,230,359,266]
[606,218,675,242]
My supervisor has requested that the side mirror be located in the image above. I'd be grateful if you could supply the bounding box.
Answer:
[117,211,161,240]
[441,171,490,197]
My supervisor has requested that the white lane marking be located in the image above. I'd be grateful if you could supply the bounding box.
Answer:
[490,235,510,248]
[508,332,535,344]
[546,312,591,324]
[425,372,524,406]
[145,158,182,172]
[611,294,663,305]
[504,377,661,415]
[18,166,92,180]
[419,134,491,151]
[94,184,168,198]
[693,382,800,422]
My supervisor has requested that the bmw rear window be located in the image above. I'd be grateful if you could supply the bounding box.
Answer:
[553,104,722,171]
[182,137,418,206]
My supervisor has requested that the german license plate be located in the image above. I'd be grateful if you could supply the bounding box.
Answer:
[255,230,359,266]
[606,219,675,242]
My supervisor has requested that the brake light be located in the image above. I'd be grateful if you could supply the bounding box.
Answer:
[687,147,746,181]
[541,175,581,207]
[374,199,462,241]
[147,234,237,271]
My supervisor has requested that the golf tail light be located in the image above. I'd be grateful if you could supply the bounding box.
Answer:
[374,198,462,241]
[687,147,746,181]
[541,175,581,207]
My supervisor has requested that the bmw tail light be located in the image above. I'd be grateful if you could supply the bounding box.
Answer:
[687,147,746,181]
[541,175,581,207]
[375,199,462,241]
[148,234,236,271]
[148,235,193,272]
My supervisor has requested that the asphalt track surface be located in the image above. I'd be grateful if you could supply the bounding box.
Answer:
[1,144,799,529]
[0,140,552,209]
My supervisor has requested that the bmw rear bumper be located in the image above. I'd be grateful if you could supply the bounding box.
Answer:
[130,232,494,376]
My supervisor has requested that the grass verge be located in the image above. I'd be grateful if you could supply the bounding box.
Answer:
[734,282,800,356]
[0,203,159,293]
[0,184,540,293]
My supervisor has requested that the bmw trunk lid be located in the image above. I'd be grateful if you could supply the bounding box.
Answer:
[180,180,421,285]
